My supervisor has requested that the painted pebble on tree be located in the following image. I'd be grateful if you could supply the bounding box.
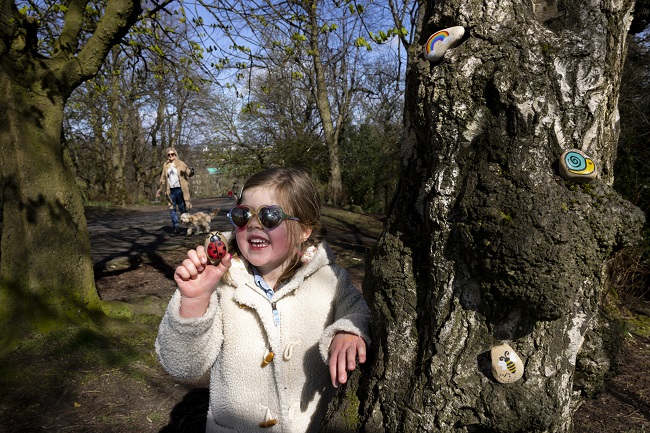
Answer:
[490,343,524,383]
[423,26,465,62]
[558,149,598,183]
[204,231,228,265]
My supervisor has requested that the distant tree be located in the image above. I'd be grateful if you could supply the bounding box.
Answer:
[251,64,325,166]
[206,46,404,207]
[215,56,330,186]
[341,122,399,213]
[64,12,210,205]
[198,0,392,205]
[341,53,404,212]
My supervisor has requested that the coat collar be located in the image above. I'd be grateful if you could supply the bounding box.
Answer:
[227,239,335,304]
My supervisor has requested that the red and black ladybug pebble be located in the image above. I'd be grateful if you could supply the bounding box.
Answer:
[204,231,228,265]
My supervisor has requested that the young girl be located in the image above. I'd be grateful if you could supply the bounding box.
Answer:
[155,167,371,432]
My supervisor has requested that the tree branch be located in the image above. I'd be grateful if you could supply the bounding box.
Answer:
[56,0,89,58]
[64,0,143,88]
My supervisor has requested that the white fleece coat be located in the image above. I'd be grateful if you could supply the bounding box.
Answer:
[155,241,371,433]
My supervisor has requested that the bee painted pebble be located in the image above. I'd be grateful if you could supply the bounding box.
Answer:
[490,343,524,383]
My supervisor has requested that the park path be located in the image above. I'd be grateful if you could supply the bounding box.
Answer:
[85,197,234,271]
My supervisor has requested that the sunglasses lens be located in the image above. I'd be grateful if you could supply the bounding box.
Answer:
[228,205,296,230]
[259,207,284,229]
[229,206,252,228]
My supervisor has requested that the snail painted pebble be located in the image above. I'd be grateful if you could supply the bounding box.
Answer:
[423,26,465,62]
[558,149,598,183]
[490,343,524,383]
[204,231,228,265]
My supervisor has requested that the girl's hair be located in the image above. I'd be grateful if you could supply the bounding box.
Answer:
[233,167,323,286]
[166,147,177,156]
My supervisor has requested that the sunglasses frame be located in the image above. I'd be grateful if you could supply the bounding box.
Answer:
[167,153,176,157]
[227,205,299,231]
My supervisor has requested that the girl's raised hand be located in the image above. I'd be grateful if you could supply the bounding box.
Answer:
[175,246,232,318]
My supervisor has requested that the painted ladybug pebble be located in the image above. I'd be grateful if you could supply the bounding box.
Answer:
[204,231,228,265]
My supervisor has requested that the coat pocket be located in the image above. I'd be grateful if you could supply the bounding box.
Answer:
[206,408,239,433]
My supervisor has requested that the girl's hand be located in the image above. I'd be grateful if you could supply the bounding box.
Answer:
[174,246,232,318]
[328,332,367,388]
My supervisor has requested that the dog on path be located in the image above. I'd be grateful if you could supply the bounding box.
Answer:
[179,208,220,235]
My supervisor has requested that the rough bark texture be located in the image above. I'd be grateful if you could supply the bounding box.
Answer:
[0,0,141,345]
[0,72,99,335]
[322,0,645,432]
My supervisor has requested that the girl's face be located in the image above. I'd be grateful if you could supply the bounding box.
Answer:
[235,186,309,285]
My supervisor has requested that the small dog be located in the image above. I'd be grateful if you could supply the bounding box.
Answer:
[179,208,220,235]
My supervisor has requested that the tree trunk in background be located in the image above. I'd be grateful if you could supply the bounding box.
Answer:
[322,0,645,432]
[306,0,345,205]
[108,48,128,205]
[128,93,155,203]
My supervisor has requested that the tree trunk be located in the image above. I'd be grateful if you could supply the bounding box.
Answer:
[0,0,142,345]
[306,0,345,205]
[108,49,128,205]
[0,75,99,340]
[322,0,645,432]
[127,92,153,203]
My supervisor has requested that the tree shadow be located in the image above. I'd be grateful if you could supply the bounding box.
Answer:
[321,216,378,255]
[87,199,232,282]
[159,388,209,433]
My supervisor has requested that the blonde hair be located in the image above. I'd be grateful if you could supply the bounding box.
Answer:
[233,167,323,286]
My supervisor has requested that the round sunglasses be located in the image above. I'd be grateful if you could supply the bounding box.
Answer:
[227,205,299,231]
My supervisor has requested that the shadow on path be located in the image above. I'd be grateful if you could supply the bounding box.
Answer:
[87,198,234,281]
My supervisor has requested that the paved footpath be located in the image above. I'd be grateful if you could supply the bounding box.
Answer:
[86,197,235,271]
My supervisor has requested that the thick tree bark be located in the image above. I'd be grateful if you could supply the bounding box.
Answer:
[0,76,100,338]
[0,0,142,342]
[322,0,645,432]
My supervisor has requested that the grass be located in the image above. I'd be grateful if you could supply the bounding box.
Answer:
[0,310,170,432]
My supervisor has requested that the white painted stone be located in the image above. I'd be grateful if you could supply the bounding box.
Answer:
[423,26,465,62]
[491,343,524,383]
